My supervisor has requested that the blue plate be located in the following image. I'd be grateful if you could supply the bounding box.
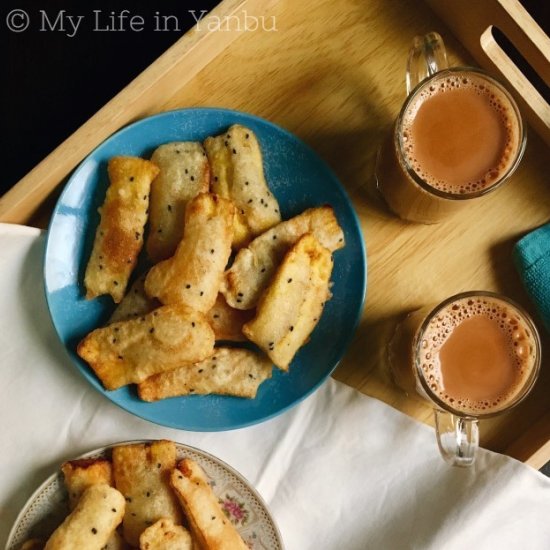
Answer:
[44,108,367,431]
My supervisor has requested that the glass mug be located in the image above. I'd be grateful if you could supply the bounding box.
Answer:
[375,32,526,223]
[388,291,541,467]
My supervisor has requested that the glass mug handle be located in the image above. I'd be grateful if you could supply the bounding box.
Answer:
[406,31,449,94]
[434,409,479,467]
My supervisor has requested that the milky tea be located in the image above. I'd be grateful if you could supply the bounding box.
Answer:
[390,293,540,417]
[376,69,525,223]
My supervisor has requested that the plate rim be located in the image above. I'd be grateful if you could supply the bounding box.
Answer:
[6,438,284,550]
[43,106,367,431]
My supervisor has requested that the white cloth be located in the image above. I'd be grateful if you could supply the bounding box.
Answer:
[0,223,549,550]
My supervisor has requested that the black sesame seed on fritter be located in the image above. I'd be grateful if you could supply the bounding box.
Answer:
[232,148,237,155]
[191,175,195,181]
[113,280,119,286]
[149,328,155,334]
[287,278,292,283]
[290,326,294,331]
[213,314,219,319]
[91,527,98,534]
[129,176,134,182]
[167,204,172,212]
[186,284,191,289]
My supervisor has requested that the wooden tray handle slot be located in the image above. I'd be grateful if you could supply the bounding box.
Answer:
[480,25,550,146]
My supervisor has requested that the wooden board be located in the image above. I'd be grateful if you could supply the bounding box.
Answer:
[1,0,548,468]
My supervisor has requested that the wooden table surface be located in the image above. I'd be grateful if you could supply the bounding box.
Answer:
[1,0,549,465]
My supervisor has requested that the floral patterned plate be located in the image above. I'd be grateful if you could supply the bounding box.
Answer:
[7,440,284,550]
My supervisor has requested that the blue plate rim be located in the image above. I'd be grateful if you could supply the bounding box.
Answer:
[43,106,367,431]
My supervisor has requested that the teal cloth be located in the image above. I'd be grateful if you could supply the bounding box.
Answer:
[513,223,550,332]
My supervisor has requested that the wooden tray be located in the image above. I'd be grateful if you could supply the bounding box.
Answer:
[426,0,550,147]
[1,0,548,468]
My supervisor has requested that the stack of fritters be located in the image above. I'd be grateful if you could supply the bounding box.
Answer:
[78,125,346,402]
[23,440,249,550]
